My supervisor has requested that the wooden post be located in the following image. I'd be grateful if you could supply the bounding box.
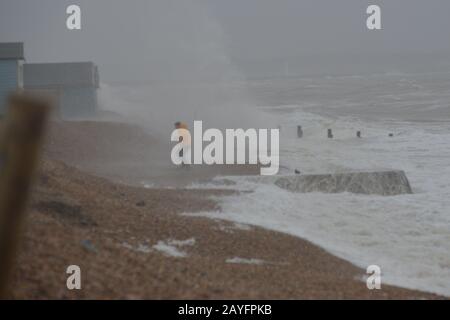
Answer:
[327,129,333,139]
[0,93,50,298]
[297,126,303,138]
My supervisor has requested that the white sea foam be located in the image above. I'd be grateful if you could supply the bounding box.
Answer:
[190,74,450,296]
[226,257,265,265]
[152,241,188,258]
[152,238,196,258]
[121,242,152,254]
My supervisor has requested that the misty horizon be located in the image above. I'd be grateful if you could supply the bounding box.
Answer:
[1,0,450,82]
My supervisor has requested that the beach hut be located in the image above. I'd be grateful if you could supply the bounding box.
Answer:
[24,62,99,118]
[0,43,25,114]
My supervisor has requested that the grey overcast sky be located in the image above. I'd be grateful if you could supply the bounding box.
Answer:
[1,0,449,81]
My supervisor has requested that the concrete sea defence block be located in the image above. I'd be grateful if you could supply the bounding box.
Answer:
[273,171,413,196]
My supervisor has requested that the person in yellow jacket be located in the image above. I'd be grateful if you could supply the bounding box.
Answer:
[174,122,191,167]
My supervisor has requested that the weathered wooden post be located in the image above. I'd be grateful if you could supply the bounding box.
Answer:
[297,126,303,138]
[0,93,50,298]
[327,129,333,139]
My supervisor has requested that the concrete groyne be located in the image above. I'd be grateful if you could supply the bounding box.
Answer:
[236,170,413,196]
[274,171,413,196]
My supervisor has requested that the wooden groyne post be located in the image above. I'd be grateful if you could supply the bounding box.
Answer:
[0,93,50,298]
[327,129,333,139]
[297,126,303,138]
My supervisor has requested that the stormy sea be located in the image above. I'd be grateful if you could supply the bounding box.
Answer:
[191,70,450,297]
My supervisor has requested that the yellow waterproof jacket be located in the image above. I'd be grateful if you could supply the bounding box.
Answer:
[178,122,191,146]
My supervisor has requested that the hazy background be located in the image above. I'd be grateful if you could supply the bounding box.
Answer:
[1,0,449,131]
[1,0,450,81]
